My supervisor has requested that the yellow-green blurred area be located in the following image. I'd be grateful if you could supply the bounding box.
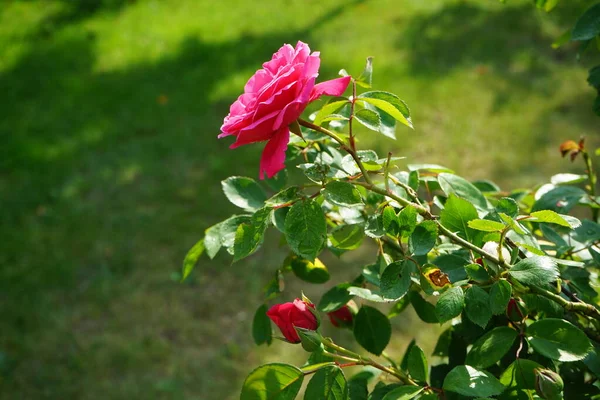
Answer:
[1,0,599,398]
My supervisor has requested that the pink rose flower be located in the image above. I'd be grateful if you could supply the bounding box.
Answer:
[219,41,351,179]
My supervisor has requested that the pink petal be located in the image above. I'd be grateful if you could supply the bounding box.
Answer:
[309,76,351,102]
[259,127,290,179]
[230,110,279,148]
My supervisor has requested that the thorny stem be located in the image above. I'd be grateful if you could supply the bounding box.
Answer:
[529,285,600,322]
[349,80,357,152]
[298,118,373,185]
[320,350,417,386]
[384,152,392,193]
[582,150,598,222]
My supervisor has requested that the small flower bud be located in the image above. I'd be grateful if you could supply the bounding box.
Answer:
[506,298,525,322]
[535,368,564,400]
[327,301,357,328]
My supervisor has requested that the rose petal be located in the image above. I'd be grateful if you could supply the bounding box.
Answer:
[230,110,279,147]
[259,127,290,179]
[309,75,351,102]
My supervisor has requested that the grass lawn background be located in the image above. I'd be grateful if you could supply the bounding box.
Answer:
[1,0,599,398]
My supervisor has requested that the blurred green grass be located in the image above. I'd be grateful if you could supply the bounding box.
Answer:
[0,0,599,398]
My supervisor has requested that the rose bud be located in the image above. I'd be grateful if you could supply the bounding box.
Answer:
[219,41,351,179]
[535,368,564,400]
[328,301,356,328]
[506,298,525,322]
[266,299,319,343]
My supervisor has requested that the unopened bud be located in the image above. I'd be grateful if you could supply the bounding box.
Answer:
[506,298,525,322]
[535,368,564,400]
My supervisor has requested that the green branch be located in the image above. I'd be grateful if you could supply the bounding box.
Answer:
[529,285,600,322]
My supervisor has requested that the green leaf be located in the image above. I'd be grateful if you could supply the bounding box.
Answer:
[440,195,481,243]
[388,297,410,318]
[354,108,382,132]
[538,0,560,12]
[241,363,304,400]
[382,206,399,236]
[435,287,465,323]
[330,224,365,250]
[466,327,518,368]
[347,373,370,400]
[288,255,330,284]
[432,254,469,283]
[324,181,363,208]
[397,206,418,238]
[353,306,391,355]
[409,292,439,323]
[380,261,413,301]
[234,207,272,262]
[409,221,438,256]
[407,164,454,174]
[473,180,501,193]
[465,263,491,283]
[496,197,519,218]
[221,176,267,212]
[348,287,395,303]
[381,386,423,400]
[443,365,505,398]
[530,210,579,229]
[498,213,526,235]
[318,284,353,312]
[205,215,251,258]
[532,186,586,213]
[358,91,413,129]
[572,3,600,41]
[252,304,272,346]
[284,200,326,261]
[468,219,505,232]
[508,256,558,286]
[341,150,379,175]
[489,280,512,315]
[265,187,301,207]
[464,286,492,328]
[407,345,428,382]
[314,100,350,126]
[369,384,404,400]
[182,238,205,280]
[356,56,373,88]
[500,359,542,389]
[438,173,488,210]
[590,65,600,90]
[527,318,593,362]
[304,366,348,400]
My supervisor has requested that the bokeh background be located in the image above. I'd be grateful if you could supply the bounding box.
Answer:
[2,0,600,398]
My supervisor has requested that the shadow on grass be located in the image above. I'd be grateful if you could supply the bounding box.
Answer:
[395,1,594,111]
[0,1,365,398]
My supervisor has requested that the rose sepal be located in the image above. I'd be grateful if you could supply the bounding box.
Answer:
[295,327,324,352]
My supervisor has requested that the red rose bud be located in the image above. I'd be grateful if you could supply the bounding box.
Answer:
[267,299,318,343]
[506,298,525,322]
[474,258,483,266]
[328,304,355,328]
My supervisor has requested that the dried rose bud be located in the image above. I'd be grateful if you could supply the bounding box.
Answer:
[559,139,584,162]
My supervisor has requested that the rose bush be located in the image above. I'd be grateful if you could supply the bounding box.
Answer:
[185,41,600,400]
[219,41,351,178]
